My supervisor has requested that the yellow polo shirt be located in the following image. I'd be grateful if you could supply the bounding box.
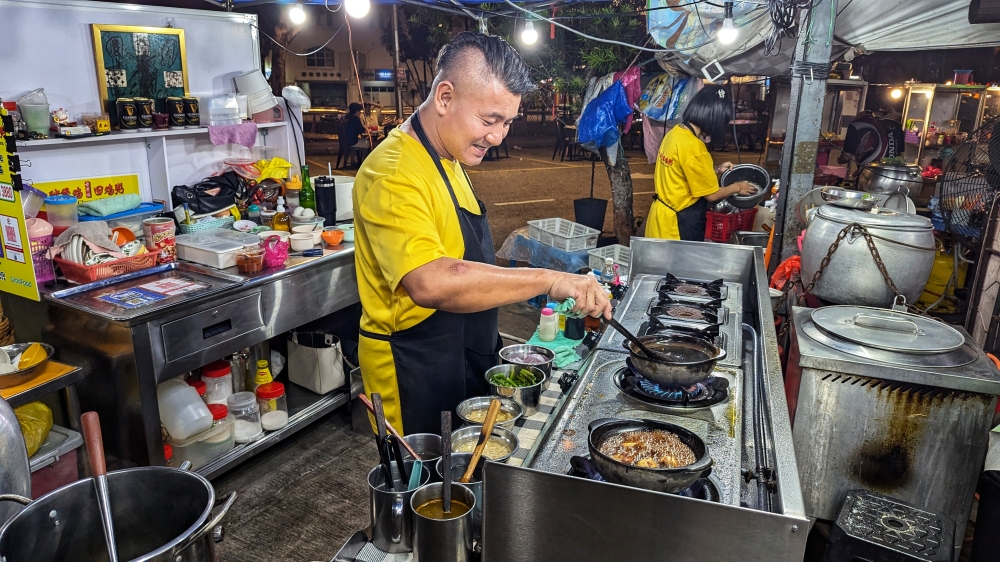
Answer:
[645,125,720,239]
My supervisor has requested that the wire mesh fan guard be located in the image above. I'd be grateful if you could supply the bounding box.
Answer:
[939,116,1000,247]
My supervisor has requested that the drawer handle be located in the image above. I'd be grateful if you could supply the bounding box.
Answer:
[203,319,233,340]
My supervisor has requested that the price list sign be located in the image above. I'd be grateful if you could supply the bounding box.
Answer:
[0,106,39,301]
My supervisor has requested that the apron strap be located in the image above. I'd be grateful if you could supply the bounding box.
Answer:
[411,113,466,213]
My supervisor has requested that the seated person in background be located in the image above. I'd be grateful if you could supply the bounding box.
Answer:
[342,103,368,148]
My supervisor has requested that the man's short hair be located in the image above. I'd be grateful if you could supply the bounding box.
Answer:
[435,32,536,96]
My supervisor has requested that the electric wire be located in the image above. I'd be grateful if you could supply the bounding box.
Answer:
[251,22,344,56]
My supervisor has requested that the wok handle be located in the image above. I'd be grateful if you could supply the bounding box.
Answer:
[174,491,238,553]
[0,494,32,506]
[81,412,106,477]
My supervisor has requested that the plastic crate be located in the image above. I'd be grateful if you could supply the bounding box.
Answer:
[705,208,758,243]
[527,218,600,252]
[179,216,235,234]
[30,235,55,282]
[54,252,158,284]
[29,425,83,498]
[587,244,631,277]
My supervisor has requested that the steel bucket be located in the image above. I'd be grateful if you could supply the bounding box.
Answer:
[0,466,235,561]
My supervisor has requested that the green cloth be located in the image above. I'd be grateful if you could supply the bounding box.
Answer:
[78,194,142,217]
[553,297,585,319]
[526,330,585,368]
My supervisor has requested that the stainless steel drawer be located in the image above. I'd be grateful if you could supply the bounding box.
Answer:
[160,293,264,362]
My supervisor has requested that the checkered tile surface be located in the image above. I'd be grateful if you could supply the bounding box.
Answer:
[505,373,569,467]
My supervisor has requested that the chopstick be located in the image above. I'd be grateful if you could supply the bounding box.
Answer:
[461,399,501,484]
[441,411,452,513]
[358,394,422,461]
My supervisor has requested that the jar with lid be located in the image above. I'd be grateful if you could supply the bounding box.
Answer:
[168,403,235,468]
[164,444,174,467]
[187,379,208,403]
[201,360,233,404]
[256,382,289,431]
[227,391,262,443]
[44,195,79,228]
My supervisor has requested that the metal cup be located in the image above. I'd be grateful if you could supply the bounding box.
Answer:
[367,461,430,553]
[435,453,485,544]
[410,482,476,562]
[401,433,443,480]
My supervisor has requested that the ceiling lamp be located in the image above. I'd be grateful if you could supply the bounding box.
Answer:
[889,88,903,99]
[289,2,306,25]
[717,2,738,45]
[521,20,538,45]
[345,0,371,19]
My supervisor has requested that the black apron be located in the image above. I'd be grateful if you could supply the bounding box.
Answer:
[359,114,500,435]
[654,194,707,241]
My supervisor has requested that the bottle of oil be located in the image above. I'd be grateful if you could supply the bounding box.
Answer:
[272,196,291,232]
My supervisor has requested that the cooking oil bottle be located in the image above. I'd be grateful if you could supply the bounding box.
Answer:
[272,196,291,232]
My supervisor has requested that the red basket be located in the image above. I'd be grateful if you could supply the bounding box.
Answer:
[54,253,158,284]
[705,208,758,242]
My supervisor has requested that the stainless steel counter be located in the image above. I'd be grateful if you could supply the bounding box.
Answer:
[1,244,359,476]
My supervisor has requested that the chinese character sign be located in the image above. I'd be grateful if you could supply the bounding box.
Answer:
[34,174,139,205]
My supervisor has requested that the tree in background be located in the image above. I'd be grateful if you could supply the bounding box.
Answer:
[380,8,463,104]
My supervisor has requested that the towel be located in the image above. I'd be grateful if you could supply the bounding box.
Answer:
[526,330,585,368]
[51,221,126,259]
[78,194,142,217]
[553,297,585,319]
[208,122,258,148]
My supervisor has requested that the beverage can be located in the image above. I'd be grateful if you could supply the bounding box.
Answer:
[116,98,138,132]
[135,97,154,131]
[166,97,185,129]
[142,217,177,264]
[183,96,200,128]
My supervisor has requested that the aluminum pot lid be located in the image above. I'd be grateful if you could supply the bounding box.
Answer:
[811,306,965,354]
[816,204,933,229]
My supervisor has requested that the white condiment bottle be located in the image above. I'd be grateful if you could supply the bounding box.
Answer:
[538,307,558,342]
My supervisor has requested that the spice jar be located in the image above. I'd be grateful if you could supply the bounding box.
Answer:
[236,246,264,274]
[256,382,289,431]
[227,391,262,443]
[187,379,208,403]
[201,360,233,405]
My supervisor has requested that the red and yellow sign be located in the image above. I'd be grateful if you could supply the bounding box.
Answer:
[34,174,140,204]
[0,106,40,301]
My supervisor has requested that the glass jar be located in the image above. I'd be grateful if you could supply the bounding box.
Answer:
[201,360,233,405]
[187,379,208,403]
[256,382,289,431]
[226,391,262,443]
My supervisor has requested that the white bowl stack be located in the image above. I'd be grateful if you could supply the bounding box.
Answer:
[235,70,277,115]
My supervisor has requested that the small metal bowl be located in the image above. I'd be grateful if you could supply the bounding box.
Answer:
[485,364,547,417]
[450,424,519,464]
[456,396,523,430]
[401,432,442,464]
[820,186,878,210]
[0,343,55,389]
[499,344,555,377]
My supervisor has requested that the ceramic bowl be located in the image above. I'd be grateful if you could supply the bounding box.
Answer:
[233,220,257,233]
[257,230,290,241]
[292,225,322,244]
[289,233,314,251]
[321,229,344,246]
[338,224,355,242]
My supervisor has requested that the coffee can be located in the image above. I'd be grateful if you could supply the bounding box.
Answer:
[134,97,154,131]
[116,98,138,132]
[167,97,186,129]
[183,96,201,128]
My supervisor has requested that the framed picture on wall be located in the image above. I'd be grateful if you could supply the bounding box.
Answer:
[91,25,189,126]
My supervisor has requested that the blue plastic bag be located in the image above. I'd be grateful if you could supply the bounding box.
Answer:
[577,81,632,150]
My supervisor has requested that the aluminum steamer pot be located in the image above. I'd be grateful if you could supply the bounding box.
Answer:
[623,334,726,387]
[587,418,712,493]
[721,164,771,209]
[857,163,922,195]
[0,466,236,562]
[800,205,936,308]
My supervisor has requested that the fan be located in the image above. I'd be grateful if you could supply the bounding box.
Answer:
[939,115,1000,247]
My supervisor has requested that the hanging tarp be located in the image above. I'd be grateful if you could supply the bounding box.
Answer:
[837,0,1000,51]
[647,0,773,67]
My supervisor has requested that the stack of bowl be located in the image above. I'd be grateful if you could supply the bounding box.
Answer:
[234,70,277,116]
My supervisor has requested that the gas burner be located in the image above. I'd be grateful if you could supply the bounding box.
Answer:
[664,305,706,320]
[647,300,725,328]
[613,359,730,410]
[655,274,729,303]
[568,455,722,502]
[641,320,721,341]
[653,293,724,310]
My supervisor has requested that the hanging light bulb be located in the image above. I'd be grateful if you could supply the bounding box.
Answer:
[717,2,738,45]
[521,20,538,45]
[890,88,903,99]
[345,0,370,18]
[288,2,306,25]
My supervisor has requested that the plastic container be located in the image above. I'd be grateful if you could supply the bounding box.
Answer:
[704,207,758,242]
[201,360,233,404]
[527,218,599,251]
[587,244,630,278]
[44,195,79,227]
[53,252,158,284]
[19,103,50,135]
[167,404,235,469]
[207,95,241,126]
[28,425,82,499]
[284,187,301,208]
[21,186,47,218]
[236,246,264,273]
[954,70,973,85]
[157,379,214,441]
[187,379,208,403]
[227,391,262,443]
[177,216,236,234]
[538,308,558,342]
[256,382,289,431]
[175,229,261,269]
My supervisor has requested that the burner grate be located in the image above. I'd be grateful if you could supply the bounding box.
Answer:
[655,274,729,302]
[663,305,707,320]
[568,456,722,502]
[613,359,729,410]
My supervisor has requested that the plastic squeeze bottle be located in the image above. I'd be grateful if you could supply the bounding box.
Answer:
[539,308,558,342]
[272,197,291,232]
[254,359,273,390]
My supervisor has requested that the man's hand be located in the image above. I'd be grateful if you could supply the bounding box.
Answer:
[716,161,734,175]
[547,272,613,319]
[735,181,757,195]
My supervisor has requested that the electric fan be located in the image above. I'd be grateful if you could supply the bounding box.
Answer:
[939,115,1000,248]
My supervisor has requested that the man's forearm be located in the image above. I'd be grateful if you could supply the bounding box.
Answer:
[402,257,558,313]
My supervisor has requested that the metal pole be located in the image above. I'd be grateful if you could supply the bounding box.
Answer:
[392,4,405,120]
[771,0,838,273]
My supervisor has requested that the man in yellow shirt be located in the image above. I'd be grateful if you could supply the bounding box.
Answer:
[353,33,612,435]
[646,85,755,240]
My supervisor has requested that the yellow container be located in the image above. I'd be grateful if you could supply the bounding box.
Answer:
[918,249,967,311]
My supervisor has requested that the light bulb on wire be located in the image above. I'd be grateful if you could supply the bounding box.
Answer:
[717,2,738,45]
[890,88,903,99]
[288,2,306,25]
[345,0,370,18]
[521,21,538,45]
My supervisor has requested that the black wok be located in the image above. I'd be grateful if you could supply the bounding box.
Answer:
[623,334,726,387]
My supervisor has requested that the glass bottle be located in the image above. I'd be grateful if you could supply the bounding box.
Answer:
[254,359,273,390]
[272,197,291,232]
[299,165,316,212]
[602,258,617,286]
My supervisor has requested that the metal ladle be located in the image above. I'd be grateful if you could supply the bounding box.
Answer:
[606,317,666,361]
[82,411,118,562]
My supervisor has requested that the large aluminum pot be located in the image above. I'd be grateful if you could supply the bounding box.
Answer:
[0,466,236,561]
[801,205,936,308]
[858,163,923,195]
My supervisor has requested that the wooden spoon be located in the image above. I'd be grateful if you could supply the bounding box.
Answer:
[460,399,501,484]
[606,317,665,361]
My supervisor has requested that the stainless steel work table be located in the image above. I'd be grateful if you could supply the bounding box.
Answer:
[1,244,359,478]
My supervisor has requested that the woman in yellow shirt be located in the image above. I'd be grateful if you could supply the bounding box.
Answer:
[646,85,756,240]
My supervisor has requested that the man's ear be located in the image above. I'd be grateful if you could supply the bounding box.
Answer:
[434,80,455,117]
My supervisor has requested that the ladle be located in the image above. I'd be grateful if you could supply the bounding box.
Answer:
[606,317,665,361]
[82,411,119,562]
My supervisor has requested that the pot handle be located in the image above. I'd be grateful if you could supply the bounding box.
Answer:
[174,491,238,553]
[0,494,32,506]
[391,496,404,544]
[851,313,920,334]
[588,418,617,433]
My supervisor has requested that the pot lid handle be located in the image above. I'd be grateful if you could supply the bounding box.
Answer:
[851,313,920,335]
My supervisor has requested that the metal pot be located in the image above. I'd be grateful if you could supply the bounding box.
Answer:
[499,344,554,378]
[0,397,29,527]
[721,164,771,209]
[858,163,922,195]
[623,334,726,387]
[587,418,712,493]
[801,205,936,308]
[0,466,235,561]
